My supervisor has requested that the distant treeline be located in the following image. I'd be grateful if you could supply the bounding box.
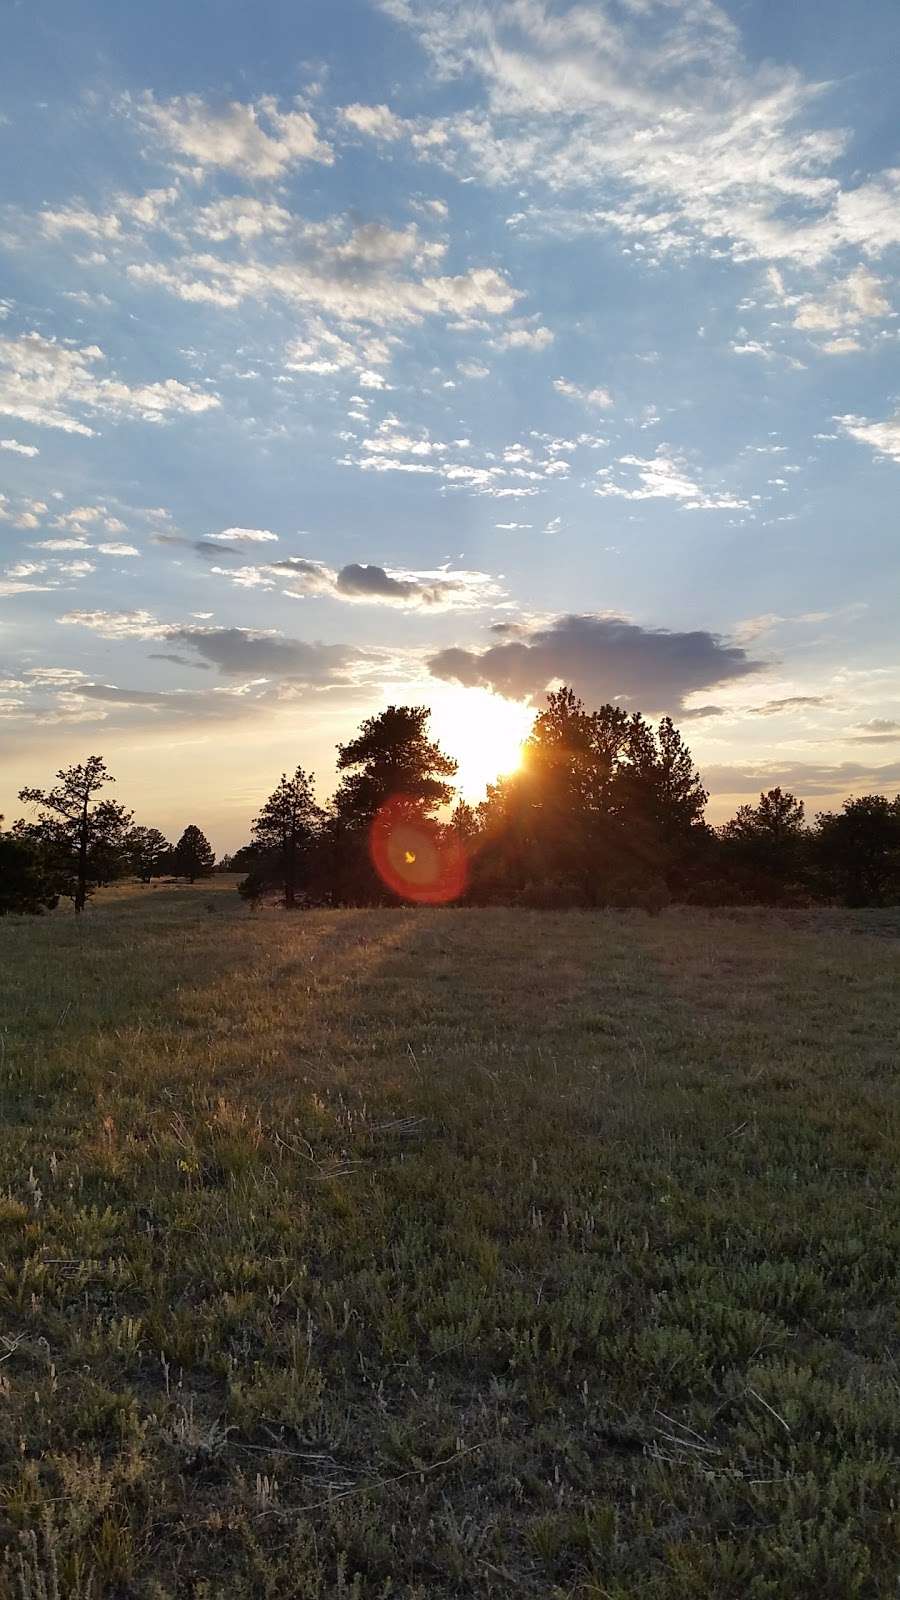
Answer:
[4,689,900,914]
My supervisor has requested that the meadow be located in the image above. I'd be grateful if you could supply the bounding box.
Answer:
[1,881,899,1598]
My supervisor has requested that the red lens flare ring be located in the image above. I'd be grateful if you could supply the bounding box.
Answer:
[369,795,468,904]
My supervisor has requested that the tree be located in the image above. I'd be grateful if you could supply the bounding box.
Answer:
[325,707,457,903]
[124,825,172,883]
[719,787,807,900]
[448,799,480,847]
[18,756,132,913]
[814,794,900,906]
[247,767,323,906]
[333,705,457,828]
[473,691,706,905]
[172,825,216,882]
[0,817,64,915]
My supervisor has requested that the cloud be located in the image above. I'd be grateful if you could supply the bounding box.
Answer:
[168,626,355,681]
[191,197,293,240]
[208,527,279,544]
[493,325,555,351]
[792,266,891,334]
[383,0,900,269]
[58,608,172,639]
[1,437,39,456]
[850,719,900,743]
[748,695,831,714]
[57,610,363,686]
[147,652,212,670]
[0,333,220,435]
[595,448,749,510]
[428,611,763,712]
[136,92,333,177]
[835,411,900,464]
[213,550,504,610]
[285,317,393,376]
[97,542,140,556]
[553,377,612,408]
[129,248,516,328]
[341,103,405,141]
[703,759,900,797]
[334,562,500,608]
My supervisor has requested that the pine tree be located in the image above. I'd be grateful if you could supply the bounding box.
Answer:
[124,826,172,883]
[173,825,215,882]
[333,706,457,828]
[249,768,322,906]
[18,756,132,913]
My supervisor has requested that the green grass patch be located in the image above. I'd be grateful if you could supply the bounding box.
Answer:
[1,884,899,1596]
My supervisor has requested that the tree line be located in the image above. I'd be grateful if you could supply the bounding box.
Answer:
[3,689,899,915]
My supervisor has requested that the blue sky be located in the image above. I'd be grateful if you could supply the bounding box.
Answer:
[1,0,898,848]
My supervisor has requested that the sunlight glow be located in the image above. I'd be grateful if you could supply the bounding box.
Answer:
[425,684,534,802]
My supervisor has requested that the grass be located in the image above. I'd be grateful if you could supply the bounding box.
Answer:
[1,880,899,1598]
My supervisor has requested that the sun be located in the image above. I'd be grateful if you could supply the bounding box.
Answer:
[426,683,533,802]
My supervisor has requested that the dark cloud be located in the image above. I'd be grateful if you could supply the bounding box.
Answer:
[703,760,900,797]
[336,562,417,601]
[428,613,762,713]
[170,625,354,680]
[154,533,239,559]
[270,557,333,579]
[680,704,724,720]
[334,563,477,606]
[749,695,830,715]
[147,652,212,669]
[851,719,900,741]
[80,683,236,715]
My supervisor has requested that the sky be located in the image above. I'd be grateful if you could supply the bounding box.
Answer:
[1,0,898,851]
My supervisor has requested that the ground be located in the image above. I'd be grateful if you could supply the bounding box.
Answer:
[1,881,899,1598]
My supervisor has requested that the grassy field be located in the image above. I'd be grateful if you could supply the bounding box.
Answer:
[1,882,899,1598]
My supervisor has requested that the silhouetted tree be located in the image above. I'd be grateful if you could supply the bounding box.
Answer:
[327,706,457,902]
[448,799,479,846]
[18,756,132,912]
[0,817,65,915]
[124,825,172,883]
[245,767,323,906]
[173,825,215,882]
[470,691,705,906]
[719,787,807,901]
[814,794,900,906]
[334,705,457,826]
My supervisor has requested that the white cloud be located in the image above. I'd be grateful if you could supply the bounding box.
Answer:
[595,447,749,510]
[553,376,613,408]
[97,542,140,556]
[492,324,554,351]
[341,103,405,141]
[136,92,333,177]
[835,412,900,464]
[0,332,220,435]
[0,437,39,457]
[820,337,861,355]
[383,1,900,270]
[33,537,90,551]
[58,608,171,639]
[208,527,279,544]
[192,197,294,240]
[458,359,490,378]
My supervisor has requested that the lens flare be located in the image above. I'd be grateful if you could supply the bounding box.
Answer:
[370,796,468,904]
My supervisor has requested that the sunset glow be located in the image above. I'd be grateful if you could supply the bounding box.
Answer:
[425,685,534,803]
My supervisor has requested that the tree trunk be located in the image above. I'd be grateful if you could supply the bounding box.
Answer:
[75,790,89,914]
[285,831,296,907]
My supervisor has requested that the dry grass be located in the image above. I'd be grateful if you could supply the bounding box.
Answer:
[1,881,899,1597]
